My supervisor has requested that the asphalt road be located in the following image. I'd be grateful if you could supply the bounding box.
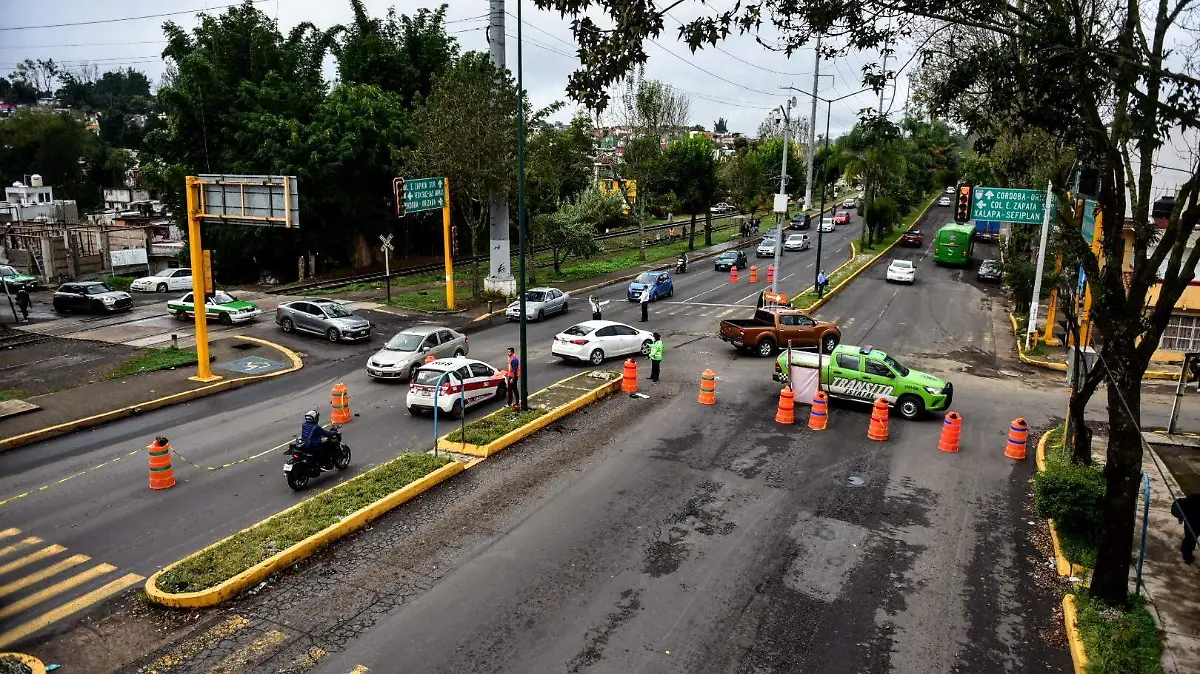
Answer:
[0,209,868,651]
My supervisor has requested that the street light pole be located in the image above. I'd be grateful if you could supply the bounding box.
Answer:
[814,99,831,293]
[516,0,529,409]
[802,38,821,212]
[773,97,796,294]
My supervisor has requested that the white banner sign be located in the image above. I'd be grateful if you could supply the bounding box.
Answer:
[110,248,148,267]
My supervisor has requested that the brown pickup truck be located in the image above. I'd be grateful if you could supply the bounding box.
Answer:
[719,307,841,357]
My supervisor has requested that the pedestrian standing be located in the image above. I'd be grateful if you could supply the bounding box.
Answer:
[505,347,522,410]
[15,287,30,322]
[639,285,651,323]
[817,269,828,298]
[1172,493,1200,564]
[589,295,608,321]
[648,332,664,383]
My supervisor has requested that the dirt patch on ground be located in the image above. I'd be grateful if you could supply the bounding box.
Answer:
[0,326,139,396]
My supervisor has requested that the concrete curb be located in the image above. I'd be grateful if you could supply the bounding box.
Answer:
[1035,429,1091,578]
[144,458,465,608]
[439,371,622,457]
[0,336,304,454]
[1008,313,1182,380]
[0,653,46,674]
[799,195,938,313]
[1063,594,1090,674]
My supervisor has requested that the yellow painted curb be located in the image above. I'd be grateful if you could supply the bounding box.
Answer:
[144,458,464,608]
[0,653,46,674]
[799,195,938,313]
[1063,594,1090,674]
[1009,313,1179,379]
[1036,429,1090,578]
[0,336,303,453]
[439,372,622,457]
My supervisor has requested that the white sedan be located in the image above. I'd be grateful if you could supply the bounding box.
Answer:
[886,259,917,284]
[938,196,952,207]
[818,218,836,232]
[552,320,654,365]
[130,267,192,293]
[406,357,506,417]
[784,234,810,251]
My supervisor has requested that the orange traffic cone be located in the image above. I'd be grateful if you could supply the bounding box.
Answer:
[775,386,795,424]
[938,411,962,452]
[698,369,716,405]
[867,398,889,441]
[331,383,351,423]
[1005,417,1028,459]
[766,264,775,284]
[148,436,175,490]
[808,390,828,430]
[730,267,739,284]
[622,359,638,393]
[749,265,759,283]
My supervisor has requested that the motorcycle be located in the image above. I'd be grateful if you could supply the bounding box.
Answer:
[283,426,351,490]
[676,255,689,274]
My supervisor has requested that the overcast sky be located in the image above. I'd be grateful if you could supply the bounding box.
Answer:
[0,0,916,139]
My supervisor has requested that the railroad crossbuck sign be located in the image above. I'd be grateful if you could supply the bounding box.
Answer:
[970,187,1055,225]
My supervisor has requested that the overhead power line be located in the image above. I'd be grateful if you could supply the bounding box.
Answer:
[0,0,275,31]
[505,10,576,51]
[647,39,776,97]
[0,40,168,50]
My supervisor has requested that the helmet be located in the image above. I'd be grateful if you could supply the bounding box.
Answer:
[304,410,319,424]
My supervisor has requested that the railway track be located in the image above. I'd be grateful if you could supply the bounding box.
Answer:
[267,212,742,295]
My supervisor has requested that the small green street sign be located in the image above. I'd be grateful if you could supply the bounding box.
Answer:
[971,187,1053,225]
[404,177,445,213]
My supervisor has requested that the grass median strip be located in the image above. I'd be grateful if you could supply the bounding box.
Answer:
[106,347,199,380]
[1071,590,1164,674]
[445,408,548,446]
[154,452,452,594]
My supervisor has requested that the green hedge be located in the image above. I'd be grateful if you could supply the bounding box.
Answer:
[1073,590,1165,674]
[103,275,136,292]
[1033,426,1104,566]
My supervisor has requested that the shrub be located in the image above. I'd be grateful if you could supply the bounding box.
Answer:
[103,275,136,292]
[1073,590,1165,674]
[1033,446,1106,544]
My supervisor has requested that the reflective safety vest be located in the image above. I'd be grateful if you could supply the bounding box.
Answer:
[649,340,664,361]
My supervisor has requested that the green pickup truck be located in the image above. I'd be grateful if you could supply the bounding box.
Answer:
[773,344,953,419]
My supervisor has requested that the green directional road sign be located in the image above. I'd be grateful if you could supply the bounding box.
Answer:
[971,186,1053,225]
[404,177,446,213]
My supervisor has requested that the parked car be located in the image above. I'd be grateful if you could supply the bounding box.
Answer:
[833,211,852,225]
[977,259,1004,282]
[789,213,811,230]
[842,197,857,209]
[714,249,749,271]
[886,259,917,284]
[0,265,37,291]
[756,238,778,258]
[626,271,673,301]
[406,357,506,417]
[367,326,469,381]
[551,320,654,365]
[784,234,811,251]
[710,202,737,214]
[276,299,372,342]
[130,268,192,293]
[53,281,132,314]
[505,287,569,321]
[719,306,841,357]
[818,218,836,233]
[938,196,952,207]
[168,291,263,324]
[900,229,924,247]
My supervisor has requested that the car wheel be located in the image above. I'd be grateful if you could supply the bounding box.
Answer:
[175,309,189,321]
[821,334,839,354]
[897,394,924,420]
[281,317,294,333]
[407,406,422,416]
[454,349,465,358]
[326,327,340,342]
[53,300,66,314]
[219,312,233,326]
[537,309,545,321]
[406,364,418,381]
[450,399,464,420]
[640,340,652,357]
[667,286,674,297]
[757,338,776,357]
[494,381,507,400]
[157,283,168,293]
[91,300,105,313]
[561,301,568,313]
[589,348,605,365]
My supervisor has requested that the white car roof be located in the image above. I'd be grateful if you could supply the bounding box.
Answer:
[419,356,489,372]
[890,259,914,267]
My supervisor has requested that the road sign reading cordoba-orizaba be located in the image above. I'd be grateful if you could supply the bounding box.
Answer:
[403,177,445,213]
[970,187,1052,226]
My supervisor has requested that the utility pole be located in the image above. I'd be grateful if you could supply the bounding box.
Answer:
[515,0,529,409]
[877,45,889,118]
[486,0,515,296]
[772,97,797,294]
[802,39,821,212]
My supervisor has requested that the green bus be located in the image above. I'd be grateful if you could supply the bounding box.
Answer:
[933,222,975,265]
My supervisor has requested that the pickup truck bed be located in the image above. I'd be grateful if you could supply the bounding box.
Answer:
[718,306,840,357]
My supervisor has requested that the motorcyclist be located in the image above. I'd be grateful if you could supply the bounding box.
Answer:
[676,252,688,273]
[299,410,338,465]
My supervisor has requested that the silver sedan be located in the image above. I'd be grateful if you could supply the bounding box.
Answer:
[505,287,570,321]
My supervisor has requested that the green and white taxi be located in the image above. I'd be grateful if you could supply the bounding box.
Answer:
[774,343,953,419]
[168,290,263,325]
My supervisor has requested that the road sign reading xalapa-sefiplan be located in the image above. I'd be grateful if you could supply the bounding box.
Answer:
[971,187,1054,225]
[404,177,446,213]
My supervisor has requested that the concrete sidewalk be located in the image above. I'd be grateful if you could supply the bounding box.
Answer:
[1138,432,1200,674]
[0,336,301,451]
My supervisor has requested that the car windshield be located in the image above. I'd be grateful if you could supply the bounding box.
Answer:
[787,236,803,242]
[211,291,235,304]
[718,252,737,259]
[320,302,353,318]
[0,266,18,276]
[86,284,113,294]
[523,291,547,302]
[384,332,425,351]
[883,353,910,377]
[563,324,596,336]
[634,272,657,284]
[413,369,460,386]
[153,269,176,277]
[891,260,913,269]
[906,230,920,236]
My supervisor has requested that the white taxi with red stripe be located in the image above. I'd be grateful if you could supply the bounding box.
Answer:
[406,357,506,417]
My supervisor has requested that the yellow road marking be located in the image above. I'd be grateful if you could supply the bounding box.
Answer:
[348,667,369,674]
[204,628,288,674]
[0,448,142,509]
[0,553,89,598]
[0,528,20,539]
[0,544,64,576]
[0,562,115,620]
[283,646,327,671]
[0,536,42,560]
[138,615,252,673]
[0,571,142,650]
